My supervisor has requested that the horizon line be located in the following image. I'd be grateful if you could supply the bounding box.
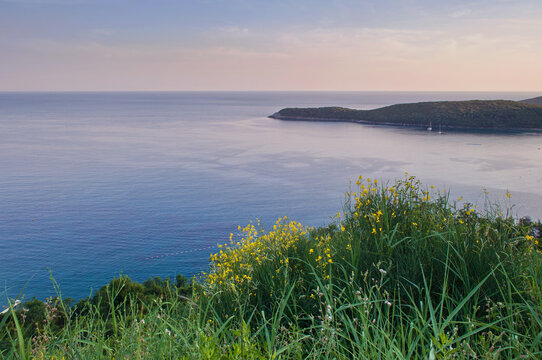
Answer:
[1,90,541,93]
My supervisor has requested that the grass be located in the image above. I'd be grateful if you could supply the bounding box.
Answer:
[1,174,541,359]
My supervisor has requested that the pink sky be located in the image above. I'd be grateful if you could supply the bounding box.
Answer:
[1,0,541,91]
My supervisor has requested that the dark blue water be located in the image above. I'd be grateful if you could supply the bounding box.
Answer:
[1,91,541,303]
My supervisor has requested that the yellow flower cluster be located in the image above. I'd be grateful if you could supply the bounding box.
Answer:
[525,234,540,250]
[205,217,309,290]
[353,175,404,213]
[349,174,472,236]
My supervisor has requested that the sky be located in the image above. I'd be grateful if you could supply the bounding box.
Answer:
[1,0,541,91]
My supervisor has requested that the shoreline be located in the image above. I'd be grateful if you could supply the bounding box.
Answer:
[269,113,542,133]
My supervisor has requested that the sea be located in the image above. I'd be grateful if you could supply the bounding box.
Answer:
[1,91,541,304]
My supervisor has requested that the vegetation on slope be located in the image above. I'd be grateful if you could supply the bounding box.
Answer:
[1,175,541,359]
[272,100,542,129]
[521,96,542,106]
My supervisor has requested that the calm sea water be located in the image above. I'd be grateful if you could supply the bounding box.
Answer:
[1,91,541,303]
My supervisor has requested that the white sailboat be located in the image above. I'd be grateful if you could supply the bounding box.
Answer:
[427,121,432,131]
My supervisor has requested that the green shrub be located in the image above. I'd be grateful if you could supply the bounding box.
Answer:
[2,175,541,359]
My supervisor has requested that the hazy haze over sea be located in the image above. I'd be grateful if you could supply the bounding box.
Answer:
[1,91,541,302]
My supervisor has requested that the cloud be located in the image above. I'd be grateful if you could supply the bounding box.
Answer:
[1,13,541,91]
[0,0,86,3]
[90,29,115,36]
[450,9,472,18]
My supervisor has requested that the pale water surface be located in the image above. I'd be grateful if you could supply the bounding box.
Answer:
[1,91,541,302]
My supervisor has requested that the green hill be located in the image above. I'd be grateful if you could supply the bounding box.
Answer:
[271,100,542,130]
[521,96,542,106]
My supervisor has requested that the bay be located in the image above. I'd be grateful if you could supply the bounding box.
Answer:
[1,91,541,302]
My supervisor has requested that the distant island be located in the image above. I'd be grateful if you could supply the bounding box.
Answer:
[521,96,542,106]
[270,97,542,130]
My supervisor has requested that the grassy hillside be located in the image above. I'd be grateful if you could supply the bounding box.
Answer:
[1,175,541,359]
[272,100,542,130]
[521,96,542,106]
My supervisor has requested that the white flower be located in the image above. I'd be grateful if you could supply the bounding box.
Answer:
[0,300,21,315]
